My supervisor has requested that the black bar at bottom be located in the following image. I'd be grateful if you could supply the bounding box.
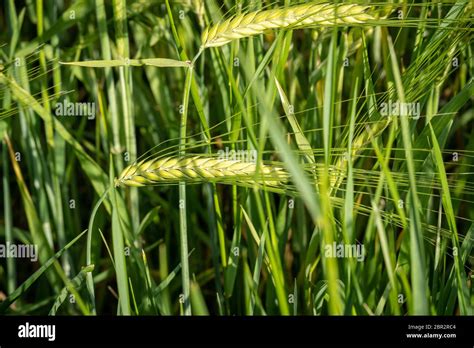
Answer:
[0,316,472,346]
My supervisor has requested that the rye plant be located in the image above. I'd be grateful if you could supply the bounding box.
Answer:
[0,0,473,316]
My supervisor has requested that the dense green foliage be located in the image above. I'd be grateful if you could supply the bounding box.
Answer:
[0,0,473,315]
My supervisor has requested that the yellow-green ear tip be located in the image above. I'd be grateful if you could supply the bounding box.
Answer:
[114,178,121,188]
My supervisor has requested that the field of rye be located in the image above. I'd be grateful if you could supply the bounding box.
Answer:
[0,0,473,316]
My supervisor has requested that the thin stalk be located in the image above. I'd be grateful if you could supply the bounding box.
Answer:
[86,187,111,315]
[113,0,140,234]
[179,67,194,315]
[2,139,15,293]
[95,0,123,171]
